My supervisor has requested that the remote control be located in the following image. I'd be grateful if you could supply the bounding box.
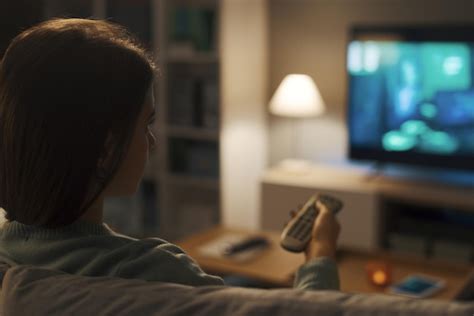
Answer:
[280,194,343,253]
[222,236,270,256]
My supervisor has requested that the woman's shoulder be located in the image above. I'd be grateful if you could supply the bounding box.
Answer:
[101,226,184,256]
[104,225,173,247]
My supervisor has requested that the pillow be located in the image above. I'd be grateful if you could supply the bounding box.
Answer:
[1,265,474,316]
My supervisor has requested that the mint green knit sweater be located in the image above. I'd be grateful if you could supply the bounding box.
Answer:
[0,220,339,290]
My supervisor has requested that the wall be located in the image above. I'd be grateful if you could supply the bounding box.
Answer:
[0,0,42,57]
[220,0,269,229]
[269,0,474,166]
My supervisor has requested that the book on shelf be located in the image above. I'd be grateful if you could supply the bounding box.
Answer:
[168,6,193,58]
[168,76,219,130]
[168,77,196,126]
[201,79,219,129]
[192,8,215,52]
[168,6,216,56]
[169,138,189,173]
[169,139,218,178]
[188,142,219,178]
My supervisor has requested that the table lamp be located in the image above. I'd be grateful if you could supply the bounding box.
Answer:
[269,74,326,170]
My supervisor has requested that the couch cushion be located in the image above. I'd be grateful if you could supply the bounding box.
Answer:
[1,265,473,316]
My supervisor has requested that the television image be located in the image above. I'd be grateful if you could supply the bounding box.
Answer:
[347,26,474,171]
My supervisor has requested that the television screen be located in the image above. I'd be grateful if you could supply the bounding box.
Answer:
[347,26,474,171]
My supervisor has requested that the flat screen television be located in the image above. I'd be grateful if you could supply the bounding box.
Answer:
[347,25,474,171]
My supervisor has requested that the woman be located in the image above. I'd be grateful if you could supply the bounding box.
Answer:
[0,18,340,290]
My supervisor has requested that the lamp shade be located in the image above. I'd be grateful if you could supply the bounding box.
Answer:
[269,74,326,117]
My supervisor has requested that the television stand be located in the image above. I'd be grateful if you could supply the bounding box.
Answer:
[363,162,387,182]
[361,161,474,189]
[261,161,474,255]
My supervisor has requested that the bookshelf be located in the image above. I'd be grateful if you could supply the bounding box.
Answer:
[42,0,221,241]
[156,0,220,241]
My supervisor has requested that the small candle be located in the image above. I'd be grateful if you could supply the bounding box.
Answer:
[366,261,392,287]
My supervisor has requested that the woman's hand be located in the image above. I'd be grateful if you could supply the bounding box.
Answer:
[304,201,341,262]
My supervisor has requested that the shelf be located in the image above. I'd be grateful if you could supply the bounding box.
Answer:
[167,126,219,141]
[166,173,219,190]
[170,0,218,8]
[166,52,219,64]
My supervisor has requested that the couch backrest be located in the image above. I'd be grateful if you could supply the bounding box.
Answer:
[1,264,473,316]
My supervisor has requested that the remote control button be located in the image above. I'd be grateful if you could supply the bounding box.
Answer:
[298,227,311,238]
[288,223,302,235]
[295,225,312,239]
[305,213,317,220]
[289,225,304,236]
[295,234,306,241]
[296,225,306,234]
[295,227,310,238]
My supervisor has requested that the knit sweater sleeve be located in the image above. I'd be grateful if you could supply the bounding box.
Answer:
[113,238,224,286]
[293,257,340,291]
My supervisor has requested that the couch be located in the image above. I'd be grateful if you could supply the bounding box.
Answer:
[0,263,473,316]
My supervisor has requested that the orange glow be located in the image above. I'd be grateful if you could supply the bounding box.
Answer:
[372,270,387,285]
[366,260,392,287]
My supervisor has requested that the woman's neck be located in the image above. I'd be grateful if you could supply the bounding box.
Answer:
[78,196,104,224]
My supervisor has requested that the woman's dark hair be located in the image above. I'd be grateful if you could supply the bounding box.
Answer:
[0,18,155,228]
